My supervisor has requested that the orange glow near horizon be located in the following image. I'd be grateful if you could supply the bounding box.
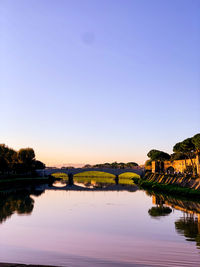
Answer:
[3,138,148,167]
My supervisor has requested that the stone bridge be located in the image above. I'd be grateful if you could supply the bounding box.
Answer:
[36,167,145,178]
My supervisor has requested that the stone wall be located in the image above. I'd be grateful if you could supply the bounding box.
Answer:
[145,172,200,190]
[152,156,199,174]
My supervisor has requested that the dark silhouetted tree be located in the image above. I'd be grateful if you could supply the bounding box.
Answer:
[18,148,35,172]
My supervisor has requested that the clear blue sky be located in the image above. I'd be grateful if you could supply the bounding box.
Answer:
[0,0,199,166]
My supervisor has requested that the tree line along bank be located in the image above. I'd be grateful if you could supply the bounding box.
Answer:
[145,133,200,176]
[0,144,45,178]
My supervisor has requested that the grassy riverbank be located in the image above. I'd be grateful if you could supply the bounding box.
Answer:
[137,179,200,197]
[133,173,200,198]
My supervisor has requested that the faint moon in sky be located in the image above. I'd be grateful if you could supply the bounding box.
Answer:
[81,32,95,45]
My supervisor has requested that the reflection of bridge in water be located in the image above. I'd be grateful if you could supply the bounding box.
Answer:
[36,180,138,192]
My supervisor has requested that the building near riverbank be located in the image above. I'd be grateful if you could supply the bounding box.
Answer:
[152,156,199,175]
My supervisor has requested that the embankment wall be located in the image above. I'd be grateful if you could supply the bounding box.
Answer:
[143,172,200,190]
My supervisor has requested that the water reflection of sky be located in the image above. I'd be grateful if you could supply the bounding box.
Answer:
[0,189,200,266]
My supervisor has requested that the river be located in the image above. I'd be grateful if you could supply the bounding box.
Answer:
[0,180,200,266]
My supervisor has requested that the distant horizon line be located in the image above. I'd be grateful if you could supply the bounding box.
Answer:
[46,162,145,168]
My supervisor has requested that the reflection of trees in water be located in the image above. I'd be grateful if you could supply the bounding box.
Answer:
[148,192,200,249]
[148,206,172,218]
[175,215,200,249]
[0,189,44,224]
[148,194,172,218]
[146,191,200,215]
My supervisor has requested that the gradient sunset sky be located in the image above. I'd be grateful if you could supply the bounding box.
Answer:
[1,0,200,166]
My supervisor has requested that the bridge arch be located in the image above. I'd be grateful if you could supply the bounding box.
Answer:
[36,167,144,178]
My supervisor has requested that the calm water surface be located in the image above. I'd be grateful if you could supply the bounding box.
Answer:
[0,182,200,266]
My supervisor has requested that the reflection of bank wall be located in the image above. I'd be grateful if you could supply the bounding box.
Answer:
[152,157,199,174]
[152,195,200,224]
